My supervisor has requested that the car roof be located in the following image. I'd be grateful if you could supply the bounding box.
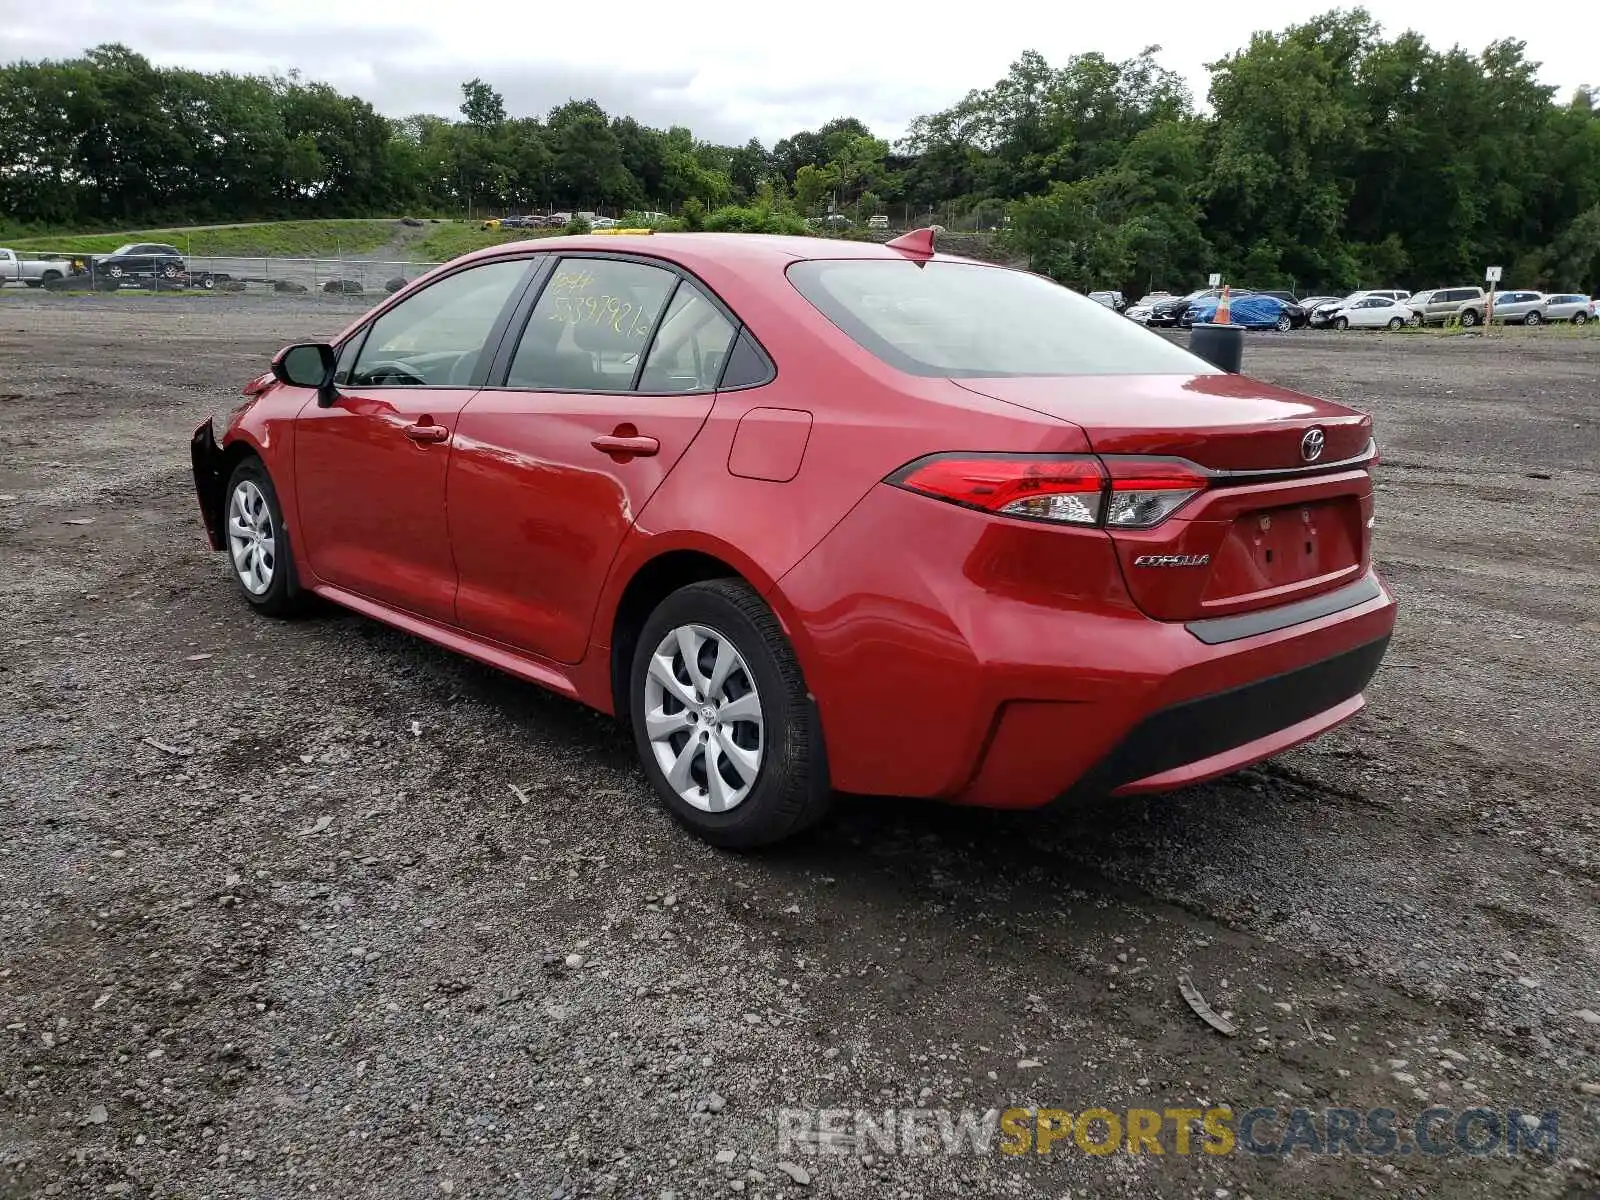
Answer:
[451,232,990,274]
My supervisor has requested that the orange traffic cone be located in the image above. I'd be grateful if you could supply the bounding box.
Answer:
[1214,285,1232,325]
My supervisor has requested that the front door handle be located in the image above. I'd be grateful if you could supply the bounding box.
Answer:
[404,423,450,444]
[591,434,660,457]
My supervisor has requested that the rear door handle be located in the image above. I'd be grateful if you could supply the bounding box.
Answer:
[591,434,660,457]
[404,423,450,444]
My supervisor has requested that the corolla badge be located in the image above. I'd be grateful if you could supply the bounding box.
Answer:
[1301,427,1326,462]
[1133,554,1211,567]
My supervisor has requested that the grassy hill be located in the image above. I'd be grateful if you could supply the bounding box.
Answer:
[412,223,566,262]
[7,220,403,258]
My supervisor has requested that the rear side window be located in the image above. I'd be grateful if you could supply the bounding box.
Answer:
[507,258,676,392]
[638,282,736,393]
[788,260,1216,378]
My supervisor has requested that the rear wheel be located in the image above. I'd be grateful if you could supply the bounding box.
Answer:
[1523,311,1541,326]
[1460,308,1479,327]
[1575,312,1589,326]
[629,579,831,848]
[1333,316,1349,331]
[1386,316,1404,330]
[223,458,301,617]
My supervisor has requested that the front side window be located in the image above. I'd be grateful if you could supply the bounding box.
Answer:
[788,260,1217,379]
[507,257,677,392]
[349,259,527,387]
[638,281,736,393]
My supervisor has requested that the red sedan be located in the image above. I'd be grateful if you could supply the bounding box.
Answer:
[191,230,1396,847]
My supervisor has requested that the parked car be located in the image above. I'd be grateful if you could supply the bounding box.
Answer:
[867,214,890,230]
[1247,289,1301,305]
[1309,291,1410,329]
[590,216,620,230]
[1411,286,1483,326]
[1325,295,1414,330]
[1124,304,1153,324]
[1540,293,1591,324]
[1184,293,1303,331]
[1134,291,1173,307]
[1456,290,1544,326]
[1087,290,1127,312]
[1298,296,1341,314]
[0,247,70,287]
[191,229,1394,847]
[1147,288,1222,327]
[90,243,186,280]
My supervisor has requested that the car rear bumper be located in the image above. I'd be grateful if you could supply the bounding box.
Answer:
[777,482,1397,808]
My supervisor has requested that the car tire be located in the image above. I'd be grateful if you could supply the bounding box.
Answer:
[162,264,179,279]
[223,458,302,617]
[1574,312,1589,326]
[1523,311,1541,326]
[1408,312,1422,327]
[1460,308,1478,327]
[108,265,124,279]
[1275,314,1292,332]
[1333,317,1349,331]
[628,579,831,849]
[1386,316,1404,330]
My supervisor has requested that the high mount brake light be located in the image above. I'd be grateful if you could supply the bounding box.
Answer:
[889,454,1209,529]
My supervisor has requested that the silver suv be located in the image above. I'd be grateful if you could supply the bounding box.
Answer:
[1413,286,1484,326]
[1457,290,1545,327]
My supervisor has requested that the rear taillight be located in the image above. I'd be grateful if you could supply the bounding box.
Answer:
[889,454,1105,525]
[888,454,1209,528]
[1101,458,1208,529]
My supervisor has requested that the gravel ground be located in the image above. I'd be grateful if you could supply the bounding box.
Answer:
[1,294,1597,1200]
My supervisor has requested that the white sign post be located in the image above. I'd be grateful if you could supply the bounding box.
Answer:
[1484,266,1501,330]
[1208,272,1222,287]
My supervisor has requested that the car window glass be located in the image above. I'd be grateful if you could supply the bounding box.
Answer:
[718,329,775,389]
[788,260,1219,378]
[334,332,366,385]
[349,259,527,387]
[638,281,736,393]
[507,258,676,392]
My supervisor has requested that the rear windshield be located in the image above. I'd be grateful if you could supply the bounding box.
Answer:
[787,260,1217,378]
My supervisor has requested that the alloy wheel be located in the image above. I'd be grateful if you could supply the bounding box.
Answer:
[642,623,764,813]
[228,480,275,595]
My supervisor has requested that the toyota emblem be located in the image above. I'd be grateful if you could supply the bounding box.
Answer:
[1300,427,1326,463]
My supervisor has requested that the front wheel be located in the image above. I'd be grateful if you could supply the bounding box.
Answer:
[629,579,831,848]
[1276,313,1292,332]
[1333,317,1349,331]
[223,458,302,617]
[1523,311,1541,326]
[1408,312,1422,327]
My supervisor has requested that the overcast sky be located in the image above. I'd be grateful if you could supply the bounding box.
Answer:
[2,0,1593,146]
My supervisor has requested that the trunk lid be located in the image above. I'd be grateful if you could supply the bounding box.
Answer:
[955,374,1375,621]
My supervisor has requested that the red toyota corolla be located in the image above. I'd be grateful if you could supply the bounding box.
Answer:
[191,230,1395,847]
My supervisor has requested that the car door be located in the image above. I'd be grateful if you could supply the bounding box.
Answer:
[448,255,740,662]
[293,257,533,622]
[1355,297,1389,328]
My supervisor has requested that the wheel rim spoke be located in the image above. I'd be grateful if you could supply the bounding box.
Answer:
[644,705,691,741]
[718,692,761,726]
[647,652,696,709]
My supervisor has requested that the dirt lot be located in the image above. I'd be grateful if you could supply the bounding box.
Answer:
[1,294,1597,1200]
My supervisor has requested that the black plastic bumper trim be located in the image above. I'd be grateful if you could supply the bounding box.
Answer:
[1063,634,1391,800]
[190,420,225,550]
[1186,574,1382,645]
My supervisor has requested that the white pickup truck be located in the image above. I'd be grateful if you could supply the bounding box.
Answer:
[0,248,72,287]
